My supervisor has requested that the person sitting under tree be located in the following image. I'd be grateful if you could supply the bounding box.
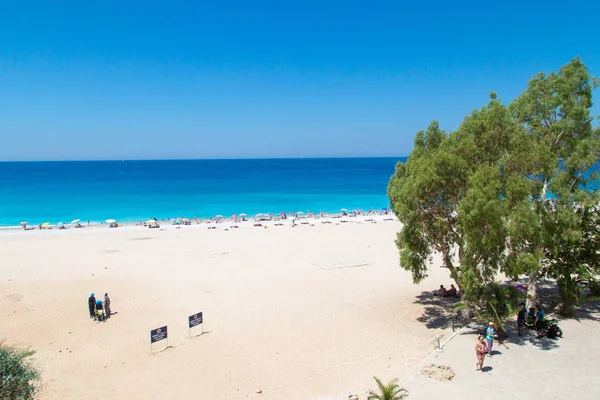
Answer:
[433,285,447,297]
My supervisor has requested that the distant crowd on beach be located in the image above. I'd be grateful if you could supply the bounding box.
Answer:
[19,209,393,231]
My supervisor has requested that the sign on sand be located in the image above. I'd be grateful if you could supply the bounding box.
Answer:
[188,312,203,328]
[150,325,169,353]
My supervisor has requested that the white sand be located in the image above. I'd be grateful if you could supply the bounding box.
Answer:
[0,218,452,399]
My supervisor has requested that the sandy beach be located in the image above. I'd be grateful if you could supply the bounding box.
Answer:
[0,217,452,399]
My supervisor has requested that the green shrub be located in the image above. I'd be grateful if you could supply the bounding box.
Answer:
[461,283,522,331]
[368,377,408,400]
[0,341,40,400]
[557,276,584,317]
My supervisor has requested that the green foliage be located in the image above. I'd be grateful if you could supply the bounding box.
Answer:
[388,97,520,292]
[542,205,600,315]
[367,377,408,400]
[462,283,522,331]
[556,275,584,317]
[388,57,600,311]
[388,121,468,286]
[508,57,600,305]
[452,301,469,313]
[0,341,40,400]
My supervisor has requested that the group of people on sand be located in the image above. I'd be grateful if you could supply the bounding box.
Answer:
[88,292,111,321]
[433,284,458,297]
[475,302,549,371]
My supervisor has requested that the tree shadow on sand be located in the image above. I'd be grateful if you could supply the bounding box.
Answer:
[413,291,461,329]
[460,325,561,351]
[574,299,600,322]
[495,321,561,351]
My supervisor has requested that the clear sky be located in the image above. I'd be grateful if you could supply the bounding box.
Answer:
[1,0,599,161]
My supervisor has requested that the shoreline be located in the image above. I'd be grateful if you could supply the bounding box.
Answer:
[2,208,393,233]
[0,211,396,236]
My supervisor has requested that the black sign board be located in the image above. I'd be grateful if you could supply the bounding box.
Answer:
[188,312,203,328]
[150,326,168,343]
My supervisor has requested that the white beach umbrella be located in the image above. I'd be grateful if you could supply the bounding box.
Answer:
[340,208,348,212]
[215,215,224,219]
[146,220,155,224]
[239,213,247,217]
[297,211,305,215]
[106,219,116,224]
[71,219,80,224]
[20,221,28,225]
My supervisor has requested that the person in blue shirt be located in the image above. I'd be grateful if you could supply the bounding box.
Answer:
[485,322,498,356]
[535,305,546,338]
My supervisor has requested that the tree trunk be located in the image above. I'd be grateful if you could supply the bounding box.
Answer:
[526,263,538,309]
[527,180,547,307]
[444,253,462,293]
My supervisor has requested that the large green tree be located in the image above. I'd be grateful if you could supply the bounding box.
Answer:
[387,96,519,293]
[507,57,600,306]
[388,58,599,307]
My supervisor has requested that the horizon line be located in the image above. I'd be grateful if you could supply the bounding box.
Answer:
[0,155,408,163]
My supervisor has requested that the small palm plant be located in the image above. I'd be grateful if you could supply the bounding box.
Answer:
[367,376,408,400]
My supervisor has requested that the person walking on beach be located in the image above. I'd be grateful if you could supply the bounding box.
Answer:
[88,293,96,318]
[475,335,487,371]
[485,322,498,356]
[517,302,526,336]
[104,293,111,318]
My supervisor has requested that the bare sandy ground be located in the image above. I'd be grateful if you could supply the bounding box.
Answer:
[0,219,452,399]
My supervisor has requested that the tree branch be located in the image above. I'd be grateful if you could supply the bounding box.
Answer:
[569,172,584,192]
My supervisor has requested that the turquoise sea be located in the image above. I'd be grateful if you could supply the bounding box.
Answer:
[0,158,404,227]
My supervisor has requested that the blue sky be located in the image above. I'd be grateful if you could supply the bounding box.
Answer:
[1,0,599,161]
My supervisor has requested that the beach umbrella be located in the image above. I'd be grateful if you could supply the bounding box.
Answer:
[71,219,80,224]
[146,220,155,224]
[340,208,348,212]
[57,222,63,225]
[42,222,50,227]
[239,213,247,217]
[215,215,223,219]
[106,219,116,224]
[297,211,304,215]
[182,218,190,223]
[20,221,28,225]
